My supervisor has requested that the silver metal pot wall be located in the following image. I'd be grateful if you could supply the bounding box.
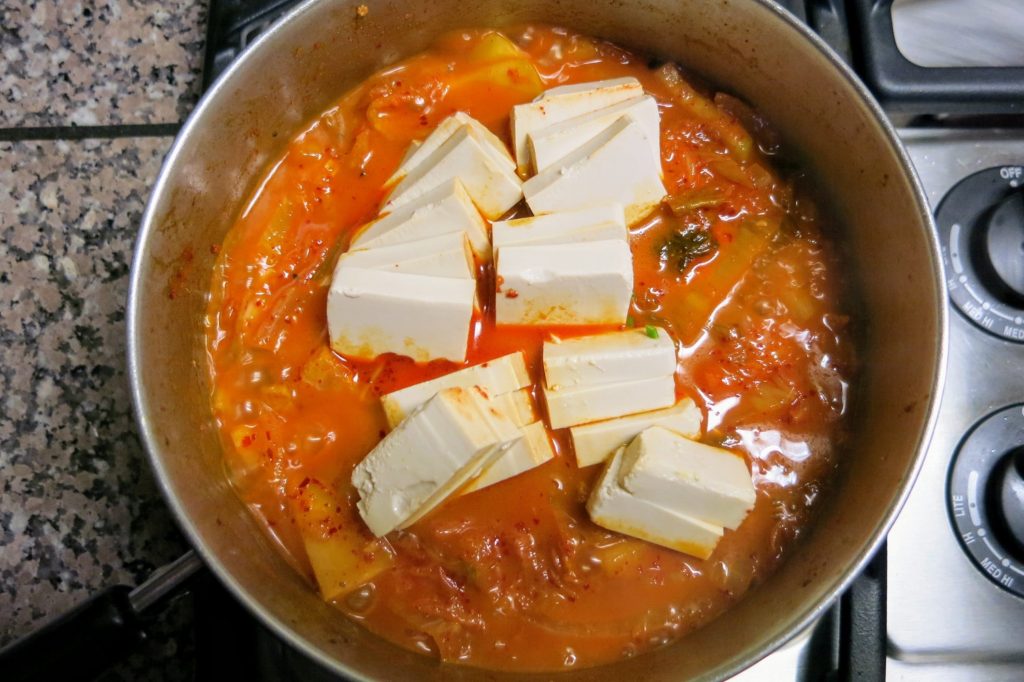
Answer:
[127,0,947,678]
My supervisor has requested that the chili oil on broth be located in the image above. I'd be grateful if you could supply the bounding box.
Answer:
[204,25,854,672]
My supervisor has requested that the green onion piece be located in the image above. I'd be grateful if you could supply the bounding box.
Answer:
[645,325,659,339]
[626,315,635,328]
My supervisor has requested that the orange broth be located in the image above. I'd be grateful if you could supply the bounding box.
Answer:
[205,26,855,671]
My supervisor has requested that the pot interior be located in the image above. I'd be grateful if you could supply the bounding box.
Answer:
[129,0,943,679]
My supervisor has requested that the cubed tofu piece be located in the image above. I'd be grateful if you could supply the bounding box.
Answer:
[386,126,522,220]
[543,326,676,390]
[619,426,756,530]
[511,77,643,173]
[495,240,633,326]
[386,112,514,188]
[587,446,724,559]
[570,398,702,468]
[539,77,642,100]
[522,116,667,224]
[464,421,555,493]
[528,95,660,173]
[327,268,475,363]
[338,231,475,280]
[487,387,539,427]
[543,374,676,430]
[491,204,627,252]
[351,179,490,260]
[352,386,520,536]
[380,351,531,428]
[398,388,524,529]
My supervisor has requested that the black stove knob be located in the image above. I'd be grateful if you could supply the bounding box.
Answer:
[937,166,1024,342]
[978,192,1024,306]
[989,447,1024,560]
[948,405,1024,599]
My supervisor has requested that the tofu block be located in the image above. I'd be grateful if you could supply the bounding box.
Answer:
[464,421,555,493]
[487,387,538,427]
[386,112,514,187]
[543,326,676,390]
[619,426,756,530]
[587,446,724,559]
[327,268,475,363]
[352,387,521,536]
[570,398,702,468]
[495,240,633,326]
[381,352,530,428]
[522,116,667,225]
[543,374,676,430]
[386,126,522,220]
[398,388,524,529]
[351,179,490,260]
[539,77,642,100]
[338,231,475,280]
[529,95,660,173]
[511,77,643,173]
[491,204,627,251]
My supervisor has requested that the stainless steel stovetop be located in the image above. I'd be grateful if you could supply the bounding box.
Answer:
[886,130,1024,681]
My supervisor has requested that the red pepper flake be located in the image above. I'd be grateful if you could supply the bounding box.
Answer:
[240,434,255,447]
[209,244,220,255]
[505,289,519,299]
[419,113,429,126]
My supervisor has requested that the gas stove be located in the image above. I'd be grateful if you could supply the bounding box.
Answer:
[191,1,1024,680]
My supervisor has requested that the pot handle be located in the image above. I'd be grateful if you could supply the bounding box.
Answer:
[849,0,1024,114]
[0,551,203,682]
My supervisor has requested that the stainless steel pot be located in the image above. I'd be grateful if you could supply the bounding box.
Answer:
[127,0,947,678]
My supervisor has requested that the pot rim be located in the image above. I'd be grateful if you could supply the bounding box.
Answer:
[126,0,948,678]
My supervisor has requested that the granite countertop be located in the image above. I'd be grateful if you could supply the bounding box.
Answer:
[1,2,207,679]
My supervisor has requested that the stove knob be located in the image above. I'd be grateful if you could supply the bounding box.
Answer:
[937,166,1024,342]
[978,192,1024,306]
[989,447,1024,560]
[948,405,1024,599]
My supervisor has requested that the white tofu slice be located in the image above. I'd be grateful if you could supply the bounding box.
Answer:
[487,387,538,427]
[528,95,660,173]
[619,426,756,530]
[587,446,723,559]
[570,398,702,468]
[381,352,530,428]
[351,179,490,261]
[385,112,514,187]
[352,386,520,536]
[327,268,475,363]
[386,126,522,220]
[398,387,524,529]
[522,116,667,225]
[539,77,642,100]
[397,139,422,167]
[512,77,643,173]
[543,326,676,390]
[491,204,627,251]
[463,421,555,494]
[495,239,633,326]
[338,232,475,280]
[543,373,676,430]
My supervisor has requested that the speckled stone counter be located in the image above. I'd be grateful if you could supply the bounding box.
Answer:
[0,2,208,679]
